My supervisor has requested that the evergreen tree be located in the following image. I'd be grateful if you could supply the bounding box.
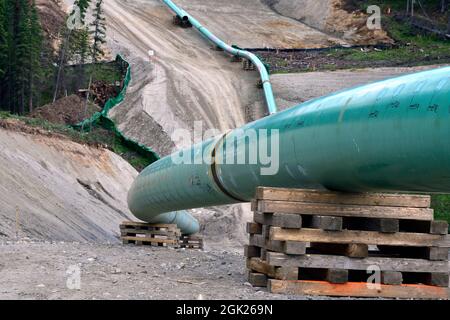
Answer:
[75,0,90,23]
[16,0,34,114]
[28,1,43,112]
[0,0,43,114]
[0,0,7,78]
[3,0,18,112]
[90,0,106,63]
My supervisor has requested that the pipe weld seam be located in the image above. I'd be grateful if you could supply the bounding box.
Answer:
[210,133,246,202]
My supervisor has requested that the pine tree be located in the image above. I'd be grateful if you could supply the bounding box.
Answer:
[15,0,33,114]
[90,0,106,63]
[4,0,18,112]
[0,0,7,78]
[28,1,43,112]
[0,0,43,114]
[75,0,90,23]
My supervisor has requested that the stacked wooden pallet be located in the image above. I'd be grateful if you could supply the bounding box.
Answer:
[242,59,256,71]
[245,187,450,299]
[179,236,204,249]
[120,221,203,250]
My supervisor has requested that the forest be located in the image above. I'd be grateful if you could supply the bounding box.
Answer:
[0,0,107,115]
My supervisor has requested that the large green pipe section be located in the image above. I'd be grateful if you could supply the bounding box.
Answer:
[128,66,450,219]
[162,0,278,115]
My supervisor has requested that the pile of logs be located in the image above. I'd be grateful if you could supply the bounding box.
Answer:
[90,81,120,106]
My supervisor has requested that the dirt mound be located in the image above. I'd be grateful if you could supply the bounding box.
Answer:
[31,95,101,125]
[326,0,393,45]
[264,0,393,45]
[0,118,70,140]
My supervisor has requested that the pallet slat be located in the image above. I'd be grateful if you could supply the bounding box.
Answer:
[257,200,434,221]
[121,236,178,245]
[270,227,450,247]
[247,258,298,280]
[266,252,449,273]
[256,187,431,208]
[121,228,181,237]
[268,280,449,299]
[120,221,179,229]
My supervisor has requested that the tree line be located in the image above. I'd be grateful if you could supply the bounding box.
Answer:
[0,0,43,114]
[0,0,107,115]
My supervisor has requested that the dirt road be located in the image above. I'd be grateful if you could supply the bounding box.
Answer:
[271,65,450,110]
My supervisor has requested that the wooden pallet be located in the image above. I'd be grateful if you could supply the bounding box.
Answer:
[120,221,203,250]
[179,236,204,250]
[245,187,450,299]
[242,59,255,71]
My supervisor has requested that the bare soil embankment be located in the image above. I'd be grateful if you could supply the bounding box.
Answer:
[264,0,393,45]
[0,119,136,242]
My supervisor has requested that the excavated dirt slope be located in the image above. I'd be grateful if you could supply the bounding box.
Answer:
[0,120,137,242]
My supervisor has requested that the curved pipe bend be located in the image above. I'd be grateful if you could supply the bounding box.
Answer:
[162,0,278,115]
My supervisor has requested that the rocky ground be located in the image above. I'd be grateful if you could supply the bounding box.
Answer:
[2,240,448,300]
[0,240,311,300]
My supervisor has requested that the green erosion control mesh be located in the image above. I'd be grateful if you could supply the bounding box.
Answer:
[73,55,160,164]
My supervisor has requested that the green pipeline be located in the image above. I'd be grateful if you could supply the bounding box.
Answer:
[128,66,450,218]
[161,0,277,115]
